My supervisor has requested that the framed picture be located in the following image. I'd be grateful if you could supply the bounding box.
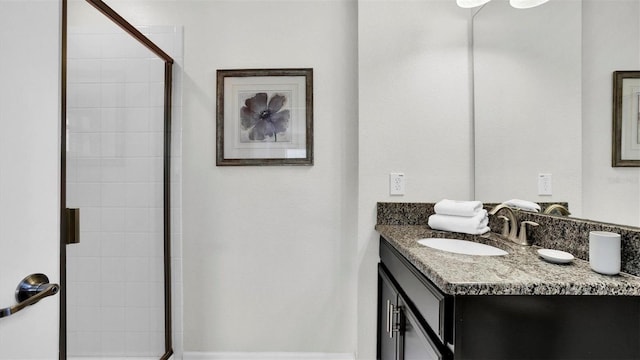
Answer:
[613,71,640,166]
[216,68,313,166]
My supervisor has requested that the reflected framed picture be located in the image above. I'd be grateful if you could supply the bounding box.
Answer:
[216,68,313,166]
[613,71,640,167]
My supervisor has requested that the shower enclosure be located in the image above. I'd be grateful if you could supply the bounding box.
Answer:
[62,1,178,359]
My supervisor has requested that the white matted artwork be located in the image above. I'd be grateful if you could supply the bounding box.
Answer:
[613,72,640,166]
[216,69,313,166]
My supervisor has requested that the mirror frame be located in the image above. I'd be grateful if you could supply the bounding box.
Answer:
[612,70,640,167]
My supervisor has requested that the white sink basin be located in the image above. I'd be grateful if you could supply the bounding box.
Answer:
[417,238,508,256]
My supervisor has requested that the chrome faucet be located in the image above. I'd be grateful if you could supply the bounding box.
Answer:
[488,204,519,242]
[543,204,571,216]
[489,204,539,246]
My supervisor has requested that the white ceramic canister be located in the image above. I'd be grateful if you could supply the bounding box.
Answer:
[589,231,621,275]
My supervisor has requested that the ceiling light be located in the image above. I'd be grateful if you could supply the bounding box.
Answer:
[509,0,550,9]
[456,0,492,8]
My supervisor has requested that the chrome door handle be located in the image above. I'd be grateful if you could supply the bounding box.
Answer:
[386,300,401,339]
[0,274,59,319]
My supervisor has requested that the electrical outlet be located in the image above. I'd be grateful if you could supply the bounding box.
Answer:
[390,173,405,196]
[538,173,552,196]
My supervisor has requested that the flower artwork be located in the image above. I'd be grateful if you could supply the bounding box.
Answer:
[216,68,313,165]
[240,92,291,142]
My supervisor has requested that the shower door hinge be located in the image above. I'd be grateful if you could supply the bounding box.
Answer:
[65,208,80,245]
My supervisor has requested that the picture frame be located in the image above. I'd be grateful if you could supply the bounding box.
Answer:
[613,70,640,167]
[216,68,313,166]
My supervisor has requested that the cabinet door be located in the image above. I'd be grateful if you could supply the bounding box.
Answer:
[398,296,447,360]
[378,266,399,360]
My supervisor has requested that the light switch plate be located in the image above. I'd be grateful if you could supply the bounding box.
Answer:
[538,173,552,196]
[390,173,405,196]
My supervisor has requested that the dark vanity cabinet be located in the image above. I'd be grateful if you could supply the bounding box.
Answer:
[379,266,448,360]
[378,269,397,360]
[378,240,452,360]
[378,236,640,360]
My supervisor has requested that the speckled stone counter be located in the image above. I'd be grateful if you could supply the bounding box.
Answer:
[378,202,640,276]
[376,224,640,296]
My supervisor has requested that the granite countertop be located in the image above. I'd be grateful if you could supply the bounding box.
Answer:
[376,224,640,296]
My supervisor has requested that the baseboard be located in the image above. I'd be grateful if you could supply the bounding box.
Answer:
[183,352,355,360]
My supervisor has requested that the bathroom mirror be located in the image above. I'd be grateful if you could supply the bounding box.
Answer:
[473,0,640,227]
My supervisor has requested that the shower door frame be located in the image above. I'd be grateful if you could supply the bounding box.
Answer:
[60,1,175,359]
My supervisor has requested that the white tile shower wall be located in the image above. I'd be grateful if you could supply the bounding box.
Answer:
[66,25,183,358]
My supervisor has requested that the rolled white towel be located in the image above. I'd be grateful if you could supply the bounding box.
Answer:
[428,210,490,235]
[434,199,484,217]
[503,199,541,212]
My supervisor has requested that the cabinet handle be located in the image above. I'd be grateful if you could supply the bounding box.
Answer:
[387,300,401,339]
[386,300,392,336]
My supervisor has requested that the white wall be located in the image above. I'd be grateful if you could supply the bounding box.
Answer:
[0,1,60,359]
[358,1,473,358]
[582,0,640,226]
[182,1,358,353]
[108,0,359,355]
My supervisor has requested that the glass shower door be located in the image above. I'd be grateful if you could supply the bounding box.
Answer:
[64,0,172,358]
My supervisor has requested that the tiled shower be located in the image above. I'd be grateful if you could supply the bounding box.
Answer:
[65,14,182,359]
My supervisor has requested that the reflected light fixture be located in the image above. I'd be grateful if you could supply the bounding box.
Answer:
[509,0,550,9]
[456,0,491,8]
[456,0,550,8]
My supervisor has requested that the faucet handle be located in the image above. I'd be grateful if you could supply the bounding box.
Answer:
[518,221,539,245]
[497,215,510,237]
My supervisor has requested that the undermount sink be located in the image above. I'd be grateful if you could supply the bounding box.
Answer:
[417,238,508,256]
